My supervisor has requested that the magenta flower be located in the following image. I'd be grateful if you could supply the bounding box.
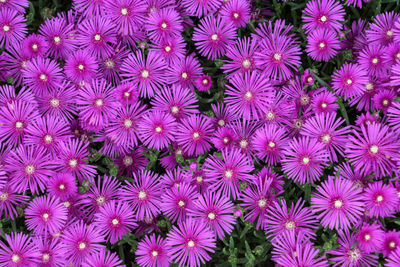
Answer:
[166,218,216,267]
[165,54,202,90]
[161,182,198,223]
[311,177,364,230]
[367,11,398,46]
[204,148,254,199]
[114,146,148,177]
[252,123,289,165]
[267,198,319,240]
[220,0,250,28]
[65,49,98,84]
[22,33,48,59]
[180,0,222,17]
[345,123,400,178]
[113,82,139,106]
[121,50,167,98]
[331,63,368,100]
[0,8,27,50]
[146,8,183,42]
[160,169,191,190]
[25,195,68,235]
[6,145,53,194]
[0,0,28,14]
[271,231,310,265]
[278,240,329,267]
[188,191,235,240]
[176,114,213,157]
[310,90,339,114]
[231,119,259,157]
[136,234,171,267]
[301,112,350,162]
[225,71,274,120]
[0,233,40,266]
[0,184,29,220]
[210,126,237,151]
[388,101,400,132]
[61,220,105,265]
[82,249,124,267]
[373,89,396,113]
[387,247,400,267]
[358,44,388,77]
[193,15,237,60]
[302,0,345,33]
[73,0,105,17]
[356,223,384,253]
[34,237,67,267]
[281,136,329,184]
[150,36,186,65]
[306,28,340,62]
[363,181,398,218]
[382,230,400,257]
[93,200,137,244]
[120,170,163,221]
[47,172,77,201]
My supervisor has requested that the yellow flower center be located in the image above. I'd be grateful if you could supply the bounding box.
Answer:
[32,43,38,51]
[59,184,65,190]
[50,98,60,107]
[196,176,203,183]
[364,234,371,241]
[155,126,162,133]
[178,200,185,207]
[273,53,282,61]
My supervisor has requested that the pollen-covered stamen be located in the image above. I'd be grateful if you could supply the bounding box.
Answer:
[258,198,267,208]
[15,121,24,129]
[376,195,383,202]
[94,34,101,41]
[178,200,185,207]
[318,42,326,49]
[390,241,396,248]
[223,137,230,144]
[164,45,171,52]
[32,43,38,51]
[111,218,119,226]
[348,248,361,261]
[334,199,343,209]
[321,134,331,143]
[300,94,310,105]
[11,254,20,263]
[273,53,282,61]
[53,36,61,44]
[307,76,314,83]
[50,98,60,108]
[366,83,374,91]
[346,78,353,85]
[155,125,163,133]
[208,212,216,220]
[233,12,240,19]
[40,74,48,82]
[138,190,147,200]
[181,72,188,79]
[192,131,200,140]
[59,184,65,190]
[285,220,296,230]
[42,212,50,221]
[369,145,379,155]
[123,156,133,166]
[301,156,310,165]
[2,25,10,32]
[170,105,179,114]
[387,30,393,37]
[161,22,168,29]
[42,253,50,263]
[244,91,253,101]
[0,193,8,201]
[320,15,327,22]
[242,59,251,69]
[268,141,276,148]
[25,165,35,175]
[123,91,130,98]
[202,78,209,85]
[141,69,149,78]
[121,8,128,15]
[239,139,248,148]
[321,103,328,109]
[151,250,158,257]
[266,111,275,120]
[78,242,86,250]
[95,98,104,107]
[382,99,389,106]
[187,240,195,248]
[96,196,105,206]
[196,176,203,183]
[224,169,233,179]
[124,118,133,128]
[364,234,371,241]
[211,33,219,41]
[44,134,53,144]
[372,57,379,64]
[217,119,225,126]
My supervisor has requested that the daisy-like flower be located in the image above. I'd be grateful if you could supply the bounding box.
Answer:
[99,44,129,85]
[210,103,236,129]
[146,8,183,42]
[104,0,147,37]
[176,114,213,157]
[336,162,369,188]
[193,15,237,60]
[73,0,106,17]
[113,82,139,106]
[195,74,212,91]
[76,16,117,59]
[0,0,29,14]
[165,54,202,90]
[373,89,396,113]
[388,101,400,132]
[0,85,35,107]
[222,37,258,78]
[382,231,400,257]
[252,123,289,165]
[37,80,78,121]
[188,191,235,240]
[358,44,388,77]
[77,78,116,132]
[278,239,329,267]
[120,170,163,221]
[0,184,30,220]
[166,218,216,267]
[387,247,400,267]
[114,146,148,177]
[306,28,340,62]
[219,0,250,28]
[82,249,124,267]
[39,17,77,60]
[160,169,191,190]
[180,0,222,17]
[150,36,186,65]
[240,176,275,229]
[22,57,63,96]
[231,119,259,157]
[328,229,378,266]
[348,79,380,112]
[136,234,170,267]
[302,0,345,33]
[367,11,398,46]
[61,220,105,266]
[6,145,53,194]
[121,50,167,98]
[25,115,71,156]
[311,177,364,230]
[257,167,284,195]
[34,237,67,267]
[55,138,97,182]
[0,233,40,266]
[210,126,237,151]
[93,200,137,244]
[151,84,198,121]
[65,49,98,84]
[301,112,350,162]
[1,42,29,86]
[138,111,178,150]
[271,231,310,264]
[25,195,68,235]
[363,181,398,218]
[331,63,368,100]
[161,182,198,223]
[310,90,339,114]
[356,223,384,253]
[47,172,77,201]
[225,71,274,120]
[0,8,27,50]
[266,198,319,240]
[281,136,329,184]
[0,101,38,148]
[22,33,48,59]
[204,148,254,200]
[345,123,400,178]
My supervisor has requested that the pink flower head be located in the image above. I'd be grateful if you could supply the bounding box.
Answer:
[0,7,27,50]
[356,223,384,253]
[219,0,251,28]
[146,8,183,42]
[363,181,399,218]
[302,0,345,33]
[65,49,98,84]
[306,28,340,62]
[332,63,368,100]
[22,33,48,59]
[0,233,40,266]
[180,0,222,17]
[136,234,171,267]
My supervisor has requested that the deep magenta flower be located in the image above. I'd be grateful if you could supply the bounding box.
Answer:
[373,89,396,113]
[219,0,250,28]
[47,172,77,201]
[166,218,216,267]
[204,148,254,200]
[367,11,398,46]
[281,136,329,184]
[311,90,339,114]
[180,0,222,17]
[160,169,191,190]
[34,237,67,267]
[22,33,48,59]
[210,126,237,151]
[358,44,388,77]
[136,234,171,267]
[311,177,364,230]
[150,36,186,65]
[387,247,400,267]
[193,15,237,60]
[25,195,68,235]
[0,0,28,14]
[114,146,148,177]
[278,239,329,267]
[0,7,27,50]
[73,0,105,17]
[146,8,183,42]
[363,181,398,218]
[93,200,137,244]
[0,184,29,220]
[356,223,384,253]
[65,49,98,84]
[82,249,124,267]
[388,101,400,132]
[0,233,40,266]
[302,0,345,33]
[331,63,368,100]
[306,28,340,62]
[165,54,202,90]
[382,230,400,257]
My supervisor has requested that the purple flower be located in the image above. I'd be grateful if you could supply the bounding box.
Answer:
[160,169,191,190]
[210,126,237,151]
[150,36,186,65]
[302,0,345,33]
[363,181,398,218]
[358,44,388,77]
[204,148,254,199]
[166,218,216,267]
[382,230,400,257]
[311,177,364,230]
[65,49,98,84]
[231,119,259,157]
[47,172,78,201]
[278,239,329,267]
[165,54,202,90]
[225,71,274,120]
[82,248,124,267]
[93,200,137,244]
[310,90,339,114]
[188,191,235,240]
[0,184,29,220]
[0,233,40,266]
[61,220,105,265]
[193,15,237,60]
[22,33,48,59]
[0,7,27,50]
[387,247,400,267]
[332,63,368,100]
[356,223,384,253]
[180,0,222,17]
[306,28,340,62]
[220,0,250,28]
[35,237,67,267]
[367,11,398,46]
[120,170,163,221]
[73,0,105,17]
[114,146,148,177]
[25,195,68,235]
[146,8,183,42]
[281,136,329,184]
[388,101,400,132]
[135,234,171,267]
[0,0,28,14]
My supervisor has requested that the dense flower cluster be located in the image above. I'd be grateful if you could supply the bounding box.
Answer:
[0,0,399,266]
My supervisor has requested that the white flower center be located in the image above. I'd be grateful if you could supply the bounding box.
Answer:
[42,213,49,220]
[0,193,8,201]
[372,57,379,64]
[244,91,253,100]
[242,59,251,68]
[208,212,216,220]
[44,134,53,144]
[32,43,38,51]
[320,15,327,22]
[123,156,133,166]
[369,145,379,154]
[40,74,48,81]
[346,79,352,85]
[302,156,310,165]
[42,253,50,262]
[25,165,35,175]
[78,242,86,250]
[15,121,23,129]
[240,139,248,148]
[53,36,61,44]
[364,234,371,241]
[3,25,10,32]
[217,119,225,126]
[96,196,105,206]
[321,102,327,109]
[11,254,20,263]
[268,141,276,148]
[382,99,389,106]
[165,45,171,52]
[258,199,267,208]
[112,218,119,225]
[233,12,239,19]
[151,250,158,257]
[376,195,383,202]
[161,22,167,29]
[181,72,188,79]
[124,119,133,128]
[50,98,60,107]
[224,169,233,179]
[141,70,149,78]
[95,98,103,107]
[211,34,218,41]
[178,200,185,207]
[94,34,101,41]
[138,191,147,200]
[193,132,200,140]
[155,126,162,133]
[121,8,128,15]
[334,199,343,209]
[187,240,195,248]
[78,64,84,70]
[319,42,325,49]
[59,184,65,190]
[285,220,295,230]
[273,53,282,61]
[196,176,203,183]
[321,134,331,143]
[390,241,396,248]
